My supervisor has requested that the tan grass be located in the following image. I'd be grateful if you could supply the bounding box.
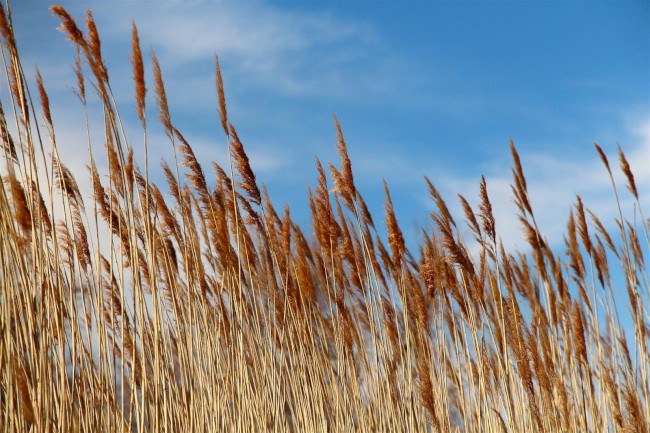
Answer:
[0,4,648,433]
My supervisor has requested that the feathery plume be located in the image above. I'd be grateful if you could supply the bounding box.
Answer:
[618,146,638,200]
[85,10,108,82]
[175,127,210,204]
[510,140,533,216]
[215,55,228,135]
[12,358,34,424]
[27,179,52,235]
[565,210,585,283]
[575,195,592,255]
[51,5,85,49]
[594,143,611,174]
[7,173,32,232]
[623,377,647,432]
[479,175,496,243]
[151,51,172,138]
[229,123,261,205]
[0,3,16,50]
[571,301,588,365]
[131,22,146,126]
[416,346,441,430]
[35,67,53,129]
[0,100,17,162]
[587,208,617,255]
[54,156,84,209]
[72,49,86,104]
[332,115,356,208]
[425,177,455,227]
[384,180,405,269]
[458,193,481,241]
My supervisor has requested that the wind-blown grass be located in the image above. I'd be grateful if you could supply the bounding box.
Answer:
[1,4,648,432]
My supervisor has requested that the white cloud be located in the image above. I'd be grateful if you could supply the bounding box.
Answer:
[8,0,414,193]
[50,0,386,101]
[138,4,365,62]
[445,118,649,253]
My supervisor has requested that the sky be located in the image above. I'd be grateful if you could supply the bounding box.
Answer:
[7,0,650,254]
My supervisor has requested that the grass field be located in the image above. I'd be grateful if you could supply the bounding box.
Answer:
[1,4,648,432]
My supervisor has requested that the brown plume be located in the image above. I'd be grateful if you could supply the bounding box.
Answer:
[131,22,146,126]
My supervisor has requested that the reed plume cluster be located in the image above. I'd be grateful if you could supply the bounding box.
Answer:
[1,4,648,432]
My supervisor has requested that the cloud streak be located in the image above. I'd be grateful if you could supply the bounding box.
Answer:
[445,117,649,252]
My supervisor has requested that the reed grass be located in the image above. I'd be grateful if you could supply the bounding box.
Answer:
[1,4,648,432]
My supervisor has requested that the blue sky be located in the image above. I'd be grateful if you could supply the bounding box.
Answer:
[9,0,650,252]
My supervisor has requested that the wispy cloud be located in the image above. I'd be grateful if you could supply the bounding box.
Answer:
[444,116,649,252]
[68,1,392,101]
[10,1,420,188]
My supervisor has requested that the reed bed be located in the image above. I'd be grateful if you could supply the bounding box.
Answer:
[1,4,648,432]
